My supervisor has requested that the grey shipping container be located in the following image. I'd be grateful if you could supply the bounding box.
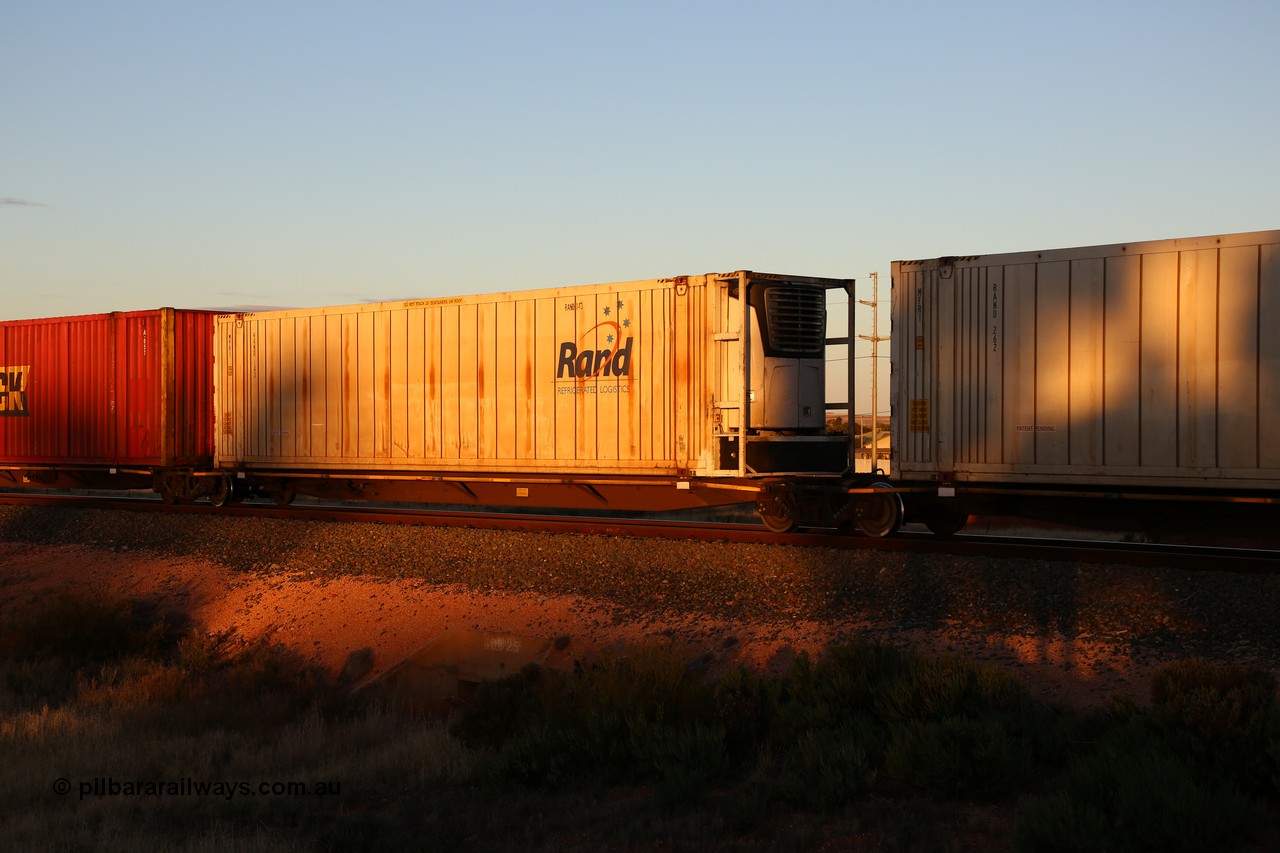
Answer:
[891,229,1280,492]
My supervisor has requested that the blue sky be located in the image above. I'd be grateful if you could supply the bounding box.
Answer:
[4,2,1278,411]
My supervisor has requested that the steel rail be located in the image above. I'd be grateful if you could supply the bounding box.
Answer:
[1,491,1277,570]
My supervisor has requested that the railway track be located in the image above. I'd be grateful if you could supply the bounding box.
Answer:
[2,490,1277,571]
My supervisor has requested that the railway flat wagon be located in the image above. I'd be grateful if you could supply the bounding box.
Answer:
[0,309,215,494]
[213,271,855,515]
[891,228,1280,534]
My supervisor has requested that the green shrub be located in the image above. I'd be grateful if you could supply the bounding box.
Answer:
[450,666,545,748]
[570,642,715,727]
[776,723,879,810]
[464,644,723,788]
[712,666,784,757]
[875,654,1029,726]
[489,721,598,787]
[1013,792,1114,853]
[886,715,1034,801]
[632,719,730,806]
[770,639,911,739]
[1151,658,1276,731]
[0,589,168,664]
[189,636,332,729]
[1016,728,1260,853]
[1149,658,1278,796]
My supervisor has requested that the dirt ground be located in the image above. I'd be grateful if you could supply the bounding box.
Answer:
[0,541,1165,711]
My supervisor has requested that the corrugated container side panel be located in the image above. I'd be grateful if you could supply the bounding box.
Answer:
[661,288,675,460]
[403,309,424,459]
[652,289,666,460]
[955,267,984,464]
[1069,258,1105,467]
[2,322,43,458]
[258,316,270,458]
[572,293,595,462]
[11,317,67,462]
[638,289,656,460]
[171,310,204,463]
[673,286,689,467]
[1103,255,1141,466]
[371,311,386,458]
[492,303,514,459]
[1218,245,1259,470]
[1178,249,1218,467]
[554,296,577,460]
[298,315,312,458]
[890,266,916,466]
[279,317,297,459]
[984,266,1004,463]
[1141,252,1178,467]
[688,285,702,466]
[339,313,355,457]
[244,319,259,457]
[533,297,555,460]
[276,317,293,457]
[613,288,632,458]
[514,301,534,460]
[1004,263,1035,466]
[889,267,907,462]
[653,283,676,465]
[634,290,650,460]
[1261,244,1280,468]
[389,310,407,459]
[324,315,340,457]
[308,316,323,457]
[264,317,278,459]
[255,318,268,458]
[597,292,618,461]
[236,320,250,458]
[1036,262,1070,466]
[457,304,477,458]
[921,268,935,466]
[244,318,256,457]
[596,291,619,460]
[356,312,375,458]
[690,283,706,466]
[124,314,154,461]
[69,318,97,460]
[478,302,497,460]
[953,268,970,464]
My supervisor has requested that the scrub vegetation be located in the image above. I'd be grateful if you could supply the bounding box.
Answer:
[2,588,1277,851]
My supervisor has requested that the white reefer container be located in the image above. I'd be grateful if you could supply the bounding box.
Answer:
[213,271,850,510]
[891,229,1280,492]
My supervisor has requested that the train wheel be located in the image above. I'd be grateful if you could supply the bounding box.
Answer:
[923,506,968,537]
[855,483,903,538]
[207,476,234,508]
[156,474,184,505]
[757,487,799,534]
[272,487,296,507]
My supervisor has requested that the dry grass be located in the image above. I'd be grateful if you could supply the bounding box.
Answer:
[0,588,475,851]
[2,586,1277,851]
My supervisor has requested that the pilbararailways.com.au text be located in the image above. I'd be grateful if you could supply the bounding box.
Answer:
[53,777,341,801]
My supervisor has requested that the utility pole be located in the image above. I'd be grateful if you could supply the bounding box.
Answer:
[858,272,889,468]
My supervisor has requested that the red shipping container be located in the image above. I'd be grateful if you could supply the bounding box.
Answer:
[0,309,215,471]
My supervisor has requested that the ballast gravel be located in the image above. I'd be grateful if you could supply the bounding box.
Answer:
[2,504,1277,707]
